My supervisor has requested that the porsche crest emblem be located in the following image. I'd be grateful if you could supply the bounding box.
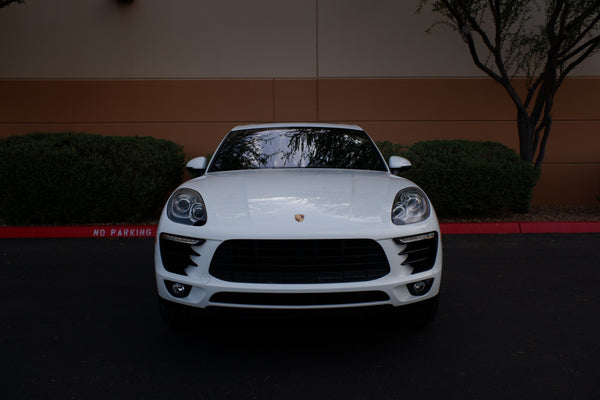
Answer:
[294,214,305,223]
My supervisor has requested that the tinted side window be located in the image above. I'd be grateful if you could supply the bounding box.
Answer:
[209,128,387,172]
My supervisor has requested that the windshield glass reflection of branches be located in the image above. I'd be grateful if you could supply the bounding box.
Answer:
[209,128,386,172]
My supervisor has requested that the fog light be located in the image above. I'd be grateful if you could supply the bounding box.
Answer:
[173,282,186,294]
[408,278,434,296]
[165,280,191,298]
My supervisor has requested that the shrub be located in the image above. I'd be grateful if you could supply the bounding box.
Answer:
[377,141,409,161]
[389,140,539,216]
[0,132,185,225]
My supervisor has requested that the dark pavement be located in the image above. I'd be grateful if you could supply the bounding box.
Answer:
[1,234,599,399]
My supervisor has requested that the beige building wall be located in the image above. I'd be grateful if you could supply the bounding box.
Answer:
[0,0,317,79]
[3,0,597,79]
[1,0,599,205]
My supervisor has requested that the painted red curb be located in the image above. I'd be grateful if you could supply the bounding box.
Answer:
[519,221,600,234]
[440,221,600,234]
[0,225,156,239]
[0,222,599,238]
[440,222,521,234]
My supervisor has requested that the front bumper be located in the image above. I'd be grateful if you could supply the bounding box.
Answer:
[155,231,443,311]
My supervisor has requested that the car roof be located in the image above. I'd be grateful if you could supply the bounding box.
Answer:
[231,123,363,131]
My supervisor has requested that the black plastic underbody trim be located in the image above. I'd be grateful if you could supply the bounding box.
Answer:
[209,291,390,306]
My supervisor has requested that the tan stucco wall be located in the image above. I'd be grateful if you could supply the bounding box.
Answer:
[1,1,598,205]
[1,78,598,205]
[2,0,598,78]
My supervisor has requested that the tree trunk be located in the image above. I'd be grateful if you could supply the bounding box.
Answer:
[517,109,534,164]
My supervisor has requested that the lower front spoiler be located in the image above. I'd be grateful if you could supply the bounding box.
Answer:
[158,294,440,327]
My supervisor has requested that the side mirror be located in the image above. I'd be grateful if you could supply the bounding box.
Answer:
[389,156,411,175]
[186,157,208,176]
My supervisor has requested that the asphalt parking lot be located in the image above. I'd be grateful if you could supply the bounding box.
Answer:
[1,234,599,400]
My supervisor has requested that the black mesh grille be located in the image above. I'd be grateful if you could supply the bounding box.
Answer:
[209,239,390,284]
[159,234,204,276]
[210,291,390,306]
[397,232,438,274]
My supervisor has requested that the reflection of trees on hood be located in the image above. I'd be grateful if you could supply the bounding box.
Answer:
[210,128,387,172]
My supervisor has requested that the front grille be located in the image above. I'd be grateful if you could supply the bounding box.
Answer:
[159,234,204,276]
[396,232,438,274]
[210,291,390,306]
[209,239,390,284]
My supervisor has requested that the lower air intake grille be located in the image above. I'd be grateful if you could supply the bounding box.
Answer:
[209,239,390,284]
[210,291,390,306]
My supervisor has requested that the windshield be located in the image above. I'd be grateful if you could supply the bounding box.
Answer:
[208,127,387,172]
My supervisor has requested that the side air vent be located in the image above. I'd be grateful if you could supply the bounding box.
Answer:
[159,233,204,276]
[394,232,438,274]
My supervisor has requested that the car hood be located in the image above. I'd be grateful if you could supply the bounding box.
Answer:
[171,169,420,239]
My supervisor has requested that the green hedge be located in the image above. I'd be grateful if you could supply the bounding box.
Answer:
[378,140,539,216]
[0,132,185,225]
[0,133,537,224]
[377,141,409,161]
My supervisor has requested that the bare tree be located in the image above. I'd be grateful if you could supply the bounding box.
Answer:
[419,0,600,167]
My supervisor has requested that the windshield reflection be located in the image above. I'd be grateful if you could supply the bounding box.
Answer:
[209,127,387,172]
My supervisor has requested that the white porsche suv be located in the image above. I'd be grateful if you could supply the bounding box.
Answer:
[155,123,442,326]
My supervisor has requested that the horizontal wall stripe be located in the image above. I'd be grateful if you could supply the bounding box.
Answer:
[3,78,598,124]
[0,80,276,123]
[1,77,598,205]
[318,78,600,121]
[534,164,600,205]
[7,120,599,164]
[318,79,516,121]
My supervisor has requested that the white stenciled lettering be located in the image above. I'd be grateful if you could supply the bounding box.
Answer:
[95,226,155,238]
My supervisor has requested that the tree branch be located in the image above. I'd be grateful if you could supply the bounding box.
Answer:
[564,0,600,33]
[524,75,544,109]
[547,0,566,41]
[489,0,512,84]
[440,1,512,85]
[421,0,600,166]
[559,7,600,58]
[0,0,23,8]
[558,36,600,86]
[559,9,600,58]
[464,8,498,55]
[535,103,553,168]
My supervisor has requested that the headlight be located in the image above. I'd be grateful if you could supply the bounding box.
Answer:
[167,188,207,226]
[391,187,430,225]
